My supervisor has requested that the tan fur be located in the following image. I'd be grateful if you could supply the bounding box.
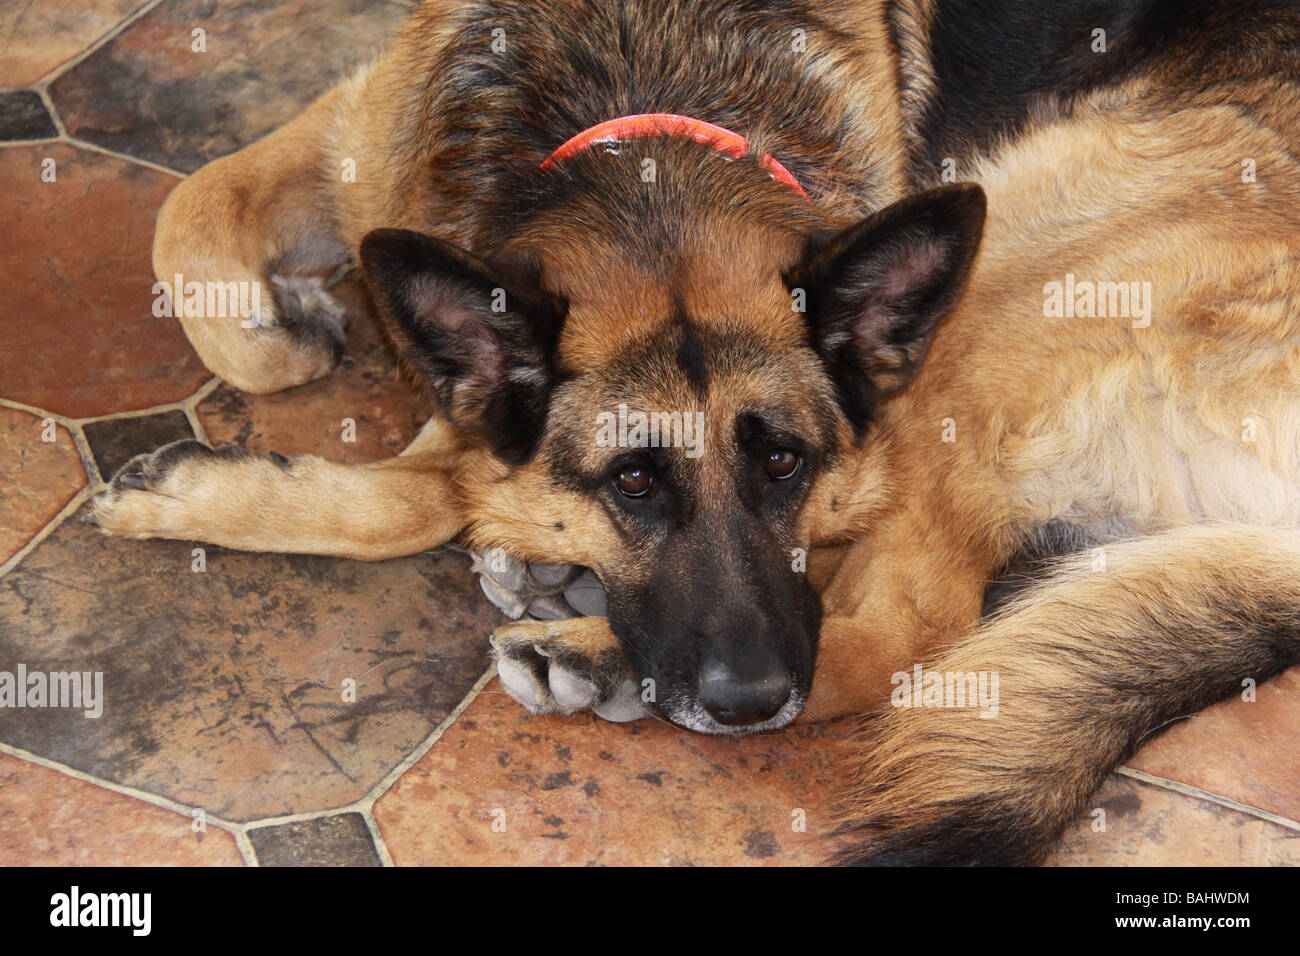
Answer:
[92,0,1300,861]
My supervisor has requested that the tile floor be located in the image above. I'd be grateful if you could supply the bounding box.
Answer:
[1,0,1297,866]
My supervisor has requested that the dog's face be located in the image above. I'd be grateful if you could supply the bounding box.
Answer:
[361,183,985,733]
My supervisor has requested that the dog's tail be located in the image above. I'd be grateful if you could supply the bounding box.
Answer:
[836,523,1300,866]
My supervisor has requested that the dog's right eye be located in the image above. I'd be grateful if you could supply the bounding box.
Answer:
[614,465,653,498]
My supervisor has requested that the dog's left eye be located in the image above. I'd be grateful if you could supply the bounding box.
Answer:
[765,449,801,480]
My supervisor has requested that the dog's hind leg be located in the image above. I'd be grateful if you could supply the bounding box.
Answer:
[154,85,356,394]
[87,419,465,561]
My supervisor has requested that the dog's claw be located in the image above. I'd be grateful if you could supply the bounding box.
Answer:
[268,450,291,468]
[81,512,100,526]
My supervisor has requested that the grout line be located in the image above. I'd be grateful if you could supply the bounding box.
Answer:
[33,0,167,90]
[0,741,245,840]
[233,829,260,867]
[356,666,495,806]
[182,402,210,445]
[0,136,61,148]
[34,85,67,138]
[238,804,378,830]
[0,373,222,433]
[0,122,185,182]
[362,808,396,867]
[75,399,201,426]
[0,396,73,424]
[64,136,186,179]
[0,487,91,580]
[0,373,220,583]
[216,667,495,867]
[181,376,224,410]
[0,400,97,487]
[1116,766,1300,831]
[68,422,102,488]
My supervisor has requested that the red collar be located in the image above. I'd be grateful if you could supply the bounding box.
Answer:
[539,112,808,199]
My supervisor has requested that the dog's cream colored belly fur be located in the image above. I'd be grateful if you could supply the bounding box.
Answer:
[941,82,1300,544]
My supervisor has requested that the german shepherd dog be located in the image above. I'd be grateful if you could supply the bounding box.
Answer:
[88,0,1300,864]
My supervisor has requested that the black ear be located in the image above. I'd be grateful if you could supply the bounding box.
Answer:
[788,183,986,436]
[360,229,566,463]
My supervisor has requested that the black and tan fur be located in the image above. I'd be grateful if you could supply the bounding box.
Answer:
[89,0,1300,864]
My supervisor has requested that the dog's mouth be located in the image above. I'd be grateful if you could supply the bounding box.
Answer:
[657,694,807,736]
[467,547,812,735]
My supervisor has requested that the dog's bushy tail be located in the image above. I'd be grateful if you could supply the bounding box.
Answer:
[836,524,1300,866]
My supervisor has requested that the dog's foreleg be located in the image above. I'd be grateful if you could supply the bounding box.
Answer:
[796,617,933,723]
[798,517,997,723]
[88,420,465,560]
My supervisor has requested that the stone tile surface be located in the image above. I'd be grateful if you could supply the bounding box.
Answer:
[1048,775,1300,866]
[0,407,86,565]
[248,812,380,866]
[1123,668,1300,824]
[0,752,243,865]
[49,0,411,173]
[0,90,58,141]
[0,510,500,821]
[0,144,209,417]
[82,409,195,481]
[0,0,143,86]
[374,680,858,866]
[198,280,429,463]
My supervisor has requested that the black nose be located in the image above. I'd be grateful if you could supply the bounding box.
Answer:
[697,660,792,725]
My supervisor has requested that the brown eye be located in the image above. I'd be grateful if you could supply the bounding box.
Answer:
[615,465,653,498]
[765,449,801,480]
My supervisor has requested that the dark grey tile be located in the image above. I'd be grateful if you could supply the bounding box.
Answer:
[82,409,195,481]
[0,90,57,141]
[248,812,381,866]
[0,509,502,821]
[48,0,410,173]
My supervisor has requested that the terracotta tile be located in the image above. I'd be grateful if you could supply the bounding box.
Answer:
[374,680,858,866]
[0,0,142,87]
[82,410,194,481]
[49,0,411,173]
[0,752,243,865]
[0,406,86,565]
[0,509,501,821]
[1048,774,1300,865]
[1121,668,1300,824]
[198,280,429,463]
[248,812,381,866]
[0,90,58,141]
[0,144,209,417]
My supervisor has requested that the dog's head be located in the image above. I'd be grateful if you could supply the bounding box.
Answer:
[361,182,985,734]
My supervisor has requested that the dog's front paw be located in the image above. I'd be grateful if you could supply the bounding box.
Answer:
[490,618,649,723]
[87,440,288,539]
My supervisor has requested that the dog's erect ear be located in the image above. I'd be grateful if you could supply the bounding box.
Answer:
[360,229,566,464]
[789,183,986,436]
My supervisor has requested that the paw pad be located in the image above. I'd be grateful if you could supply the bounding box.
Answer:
[463,547,606,621]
